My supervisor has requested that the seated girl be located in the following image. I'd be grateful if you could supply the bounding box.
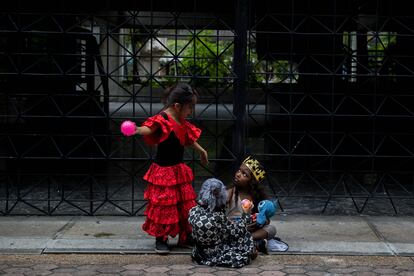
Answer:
[226,156,277,253]
[188,178,256,268]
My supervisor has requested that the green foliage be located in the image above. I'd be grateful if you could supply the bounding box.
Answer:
[122,29,297,87]
[120,29,400,87]
[248,44,298,86]
[367,32,397,71]
[165,30,234,86]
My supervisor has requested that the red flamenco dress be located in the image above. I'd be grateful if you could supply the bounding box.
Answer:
[141,112,200,244]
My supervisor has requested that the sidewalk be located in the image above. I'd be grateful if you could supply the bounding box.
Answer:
[0,215,413,256]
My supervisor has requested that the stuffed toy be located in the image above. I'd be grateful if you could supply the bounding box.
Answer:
[256,199,278,227]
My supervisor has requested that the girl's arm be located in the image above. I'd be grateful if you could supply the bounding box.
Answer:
[190,141,209,166]
[135,125,157,136]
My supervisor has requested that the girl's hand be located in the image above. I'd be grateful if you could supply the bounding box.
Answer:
[252,213,257,223]
[200,149,209,166]
[190,142,209,166]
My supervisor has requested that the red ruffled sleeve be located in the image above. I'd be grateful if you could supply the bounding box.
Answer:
[184,120,201,146]
[141,114,173,145]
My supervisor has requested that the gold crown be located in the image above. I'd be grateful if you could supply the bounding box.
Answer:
[243,156,266,182]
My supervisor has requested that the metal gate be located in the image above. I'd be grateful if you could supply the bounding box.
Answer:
[1,0,413,215]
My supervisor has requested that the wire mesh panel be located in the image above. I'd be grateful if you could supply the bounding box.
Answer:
[247,0,414,214]
[0,0,413,215]
[0,1,238,215]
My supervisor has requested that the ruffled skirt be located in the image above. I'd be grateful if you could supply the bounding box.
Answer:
[142,162,196,243]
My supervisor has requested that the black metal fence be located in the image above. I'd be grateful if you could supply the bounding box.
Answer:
[1,0,413,215]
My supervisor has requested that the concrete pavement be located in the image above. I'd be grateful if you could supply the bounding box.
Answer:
[0,215,413,256]
[0,254,414,275]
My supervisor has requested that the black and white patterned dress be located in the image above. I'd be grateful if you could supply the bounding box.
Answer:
[188,205,254,268]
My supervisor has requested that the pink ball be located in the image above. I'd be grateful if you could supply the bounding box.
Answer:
[120,120,136,136]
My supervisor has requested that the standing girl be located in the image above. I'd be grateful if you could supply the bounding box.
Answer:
[134,83,208,254]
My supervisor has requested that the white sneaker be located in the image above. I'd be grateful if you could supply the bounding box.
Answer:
[267,238,289,252]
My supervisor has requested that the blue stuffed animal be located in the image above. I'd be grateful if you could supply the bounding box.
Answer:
[256,199,278,227]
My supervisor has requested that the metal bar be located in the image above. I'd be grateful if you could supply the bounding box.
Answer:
[233,0,249,162]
